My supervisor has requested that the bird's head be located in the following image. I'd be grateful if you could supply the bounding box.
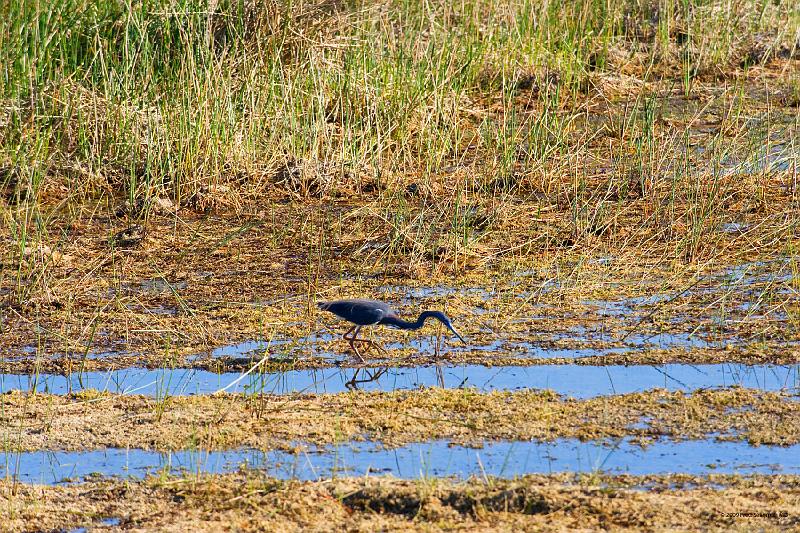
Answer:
[426,311,467,344]
[445,320,467,344]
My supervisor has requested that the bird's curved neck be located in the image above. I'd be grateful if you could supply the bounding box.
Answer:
[381,311,443,330]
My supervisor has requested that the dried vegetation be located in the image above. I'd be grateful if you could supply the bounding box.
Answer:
[0,0,799,529]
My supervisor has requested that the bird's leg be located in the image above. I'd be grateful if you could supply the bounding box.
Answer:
[366,338,388,355]
[343,325,368,345]
[347,327,387,355]
[343,325,371,349]
[342,325,356,343]
[344,326,367,348]
[362,331,388,355]
[342,326,387,359]
[343,326,366,362]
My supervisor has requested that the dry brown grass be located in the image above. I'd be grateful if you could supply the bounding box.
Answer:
[0,387,797,451]
[3,473,800,532]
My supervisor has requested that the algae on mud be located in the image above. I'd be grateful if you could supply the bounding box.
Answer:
[2,247,797,361]
[1,387,798,452]
[1,0,799,530]
[2,473,798,532]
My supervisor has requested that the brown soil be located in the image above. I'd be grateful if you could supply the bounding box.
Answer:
[1,342,798,376]
[3,473,799,532]
[1,19,798,533]
[1,387,797,452]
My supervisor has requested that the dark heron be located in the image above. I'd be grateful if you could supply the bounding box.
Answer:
[317,298,466,361]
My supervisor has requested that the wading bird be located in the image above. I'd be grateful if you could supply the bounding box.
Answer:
[317,298,466,361]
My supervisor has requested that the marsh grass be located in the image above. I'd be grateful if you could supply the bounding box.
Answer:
[4,471,800,531]
[2,0,796,201]
[0,0,797,355]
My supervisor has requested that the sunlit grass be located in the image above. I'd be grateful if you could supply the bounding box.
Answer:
[1,0,796,202]
[0,0,796,355]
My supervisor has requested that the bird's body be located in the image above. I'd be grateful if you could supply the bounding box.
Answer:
[317,299,392,326]
[317,298,466,361]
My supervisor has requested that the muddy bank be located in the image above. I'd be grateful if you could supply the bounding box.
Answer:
[2,341,798,375]
[3,473,799,532]
[1,387,797,452]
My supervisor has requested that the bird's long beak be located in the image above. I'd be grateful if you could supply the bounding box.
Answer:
[447,323,467,344]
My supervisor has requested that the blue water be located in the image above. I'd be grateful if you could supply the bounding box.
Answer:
[5,438,800,485]
[2,363,797,398]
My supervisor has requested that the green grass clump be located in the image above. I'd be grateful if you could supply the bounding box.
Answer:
[1,0,796,206]
[0,0,797,351]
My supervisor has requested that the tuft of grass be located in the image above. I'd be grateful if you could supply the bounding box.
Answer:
[0,0,797,355]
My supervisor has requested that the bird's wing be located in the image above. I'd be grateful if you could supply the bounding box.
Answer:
[349,301,388,324]
[321,299,389,325]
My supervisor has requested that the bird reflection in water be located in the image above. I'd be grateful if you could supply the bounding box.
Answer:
[344,366,390,390]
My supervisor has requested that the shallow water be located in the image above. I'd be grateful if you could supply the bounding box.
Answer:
[376,285,495,300]
[6,438,800,485]
[2,363,797,398]
[714,259,794,287]
[202,325,730,362]
[14,258,795,365]
[68,517,120,533]
[5,329,747,366]
[720,143,796,176]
